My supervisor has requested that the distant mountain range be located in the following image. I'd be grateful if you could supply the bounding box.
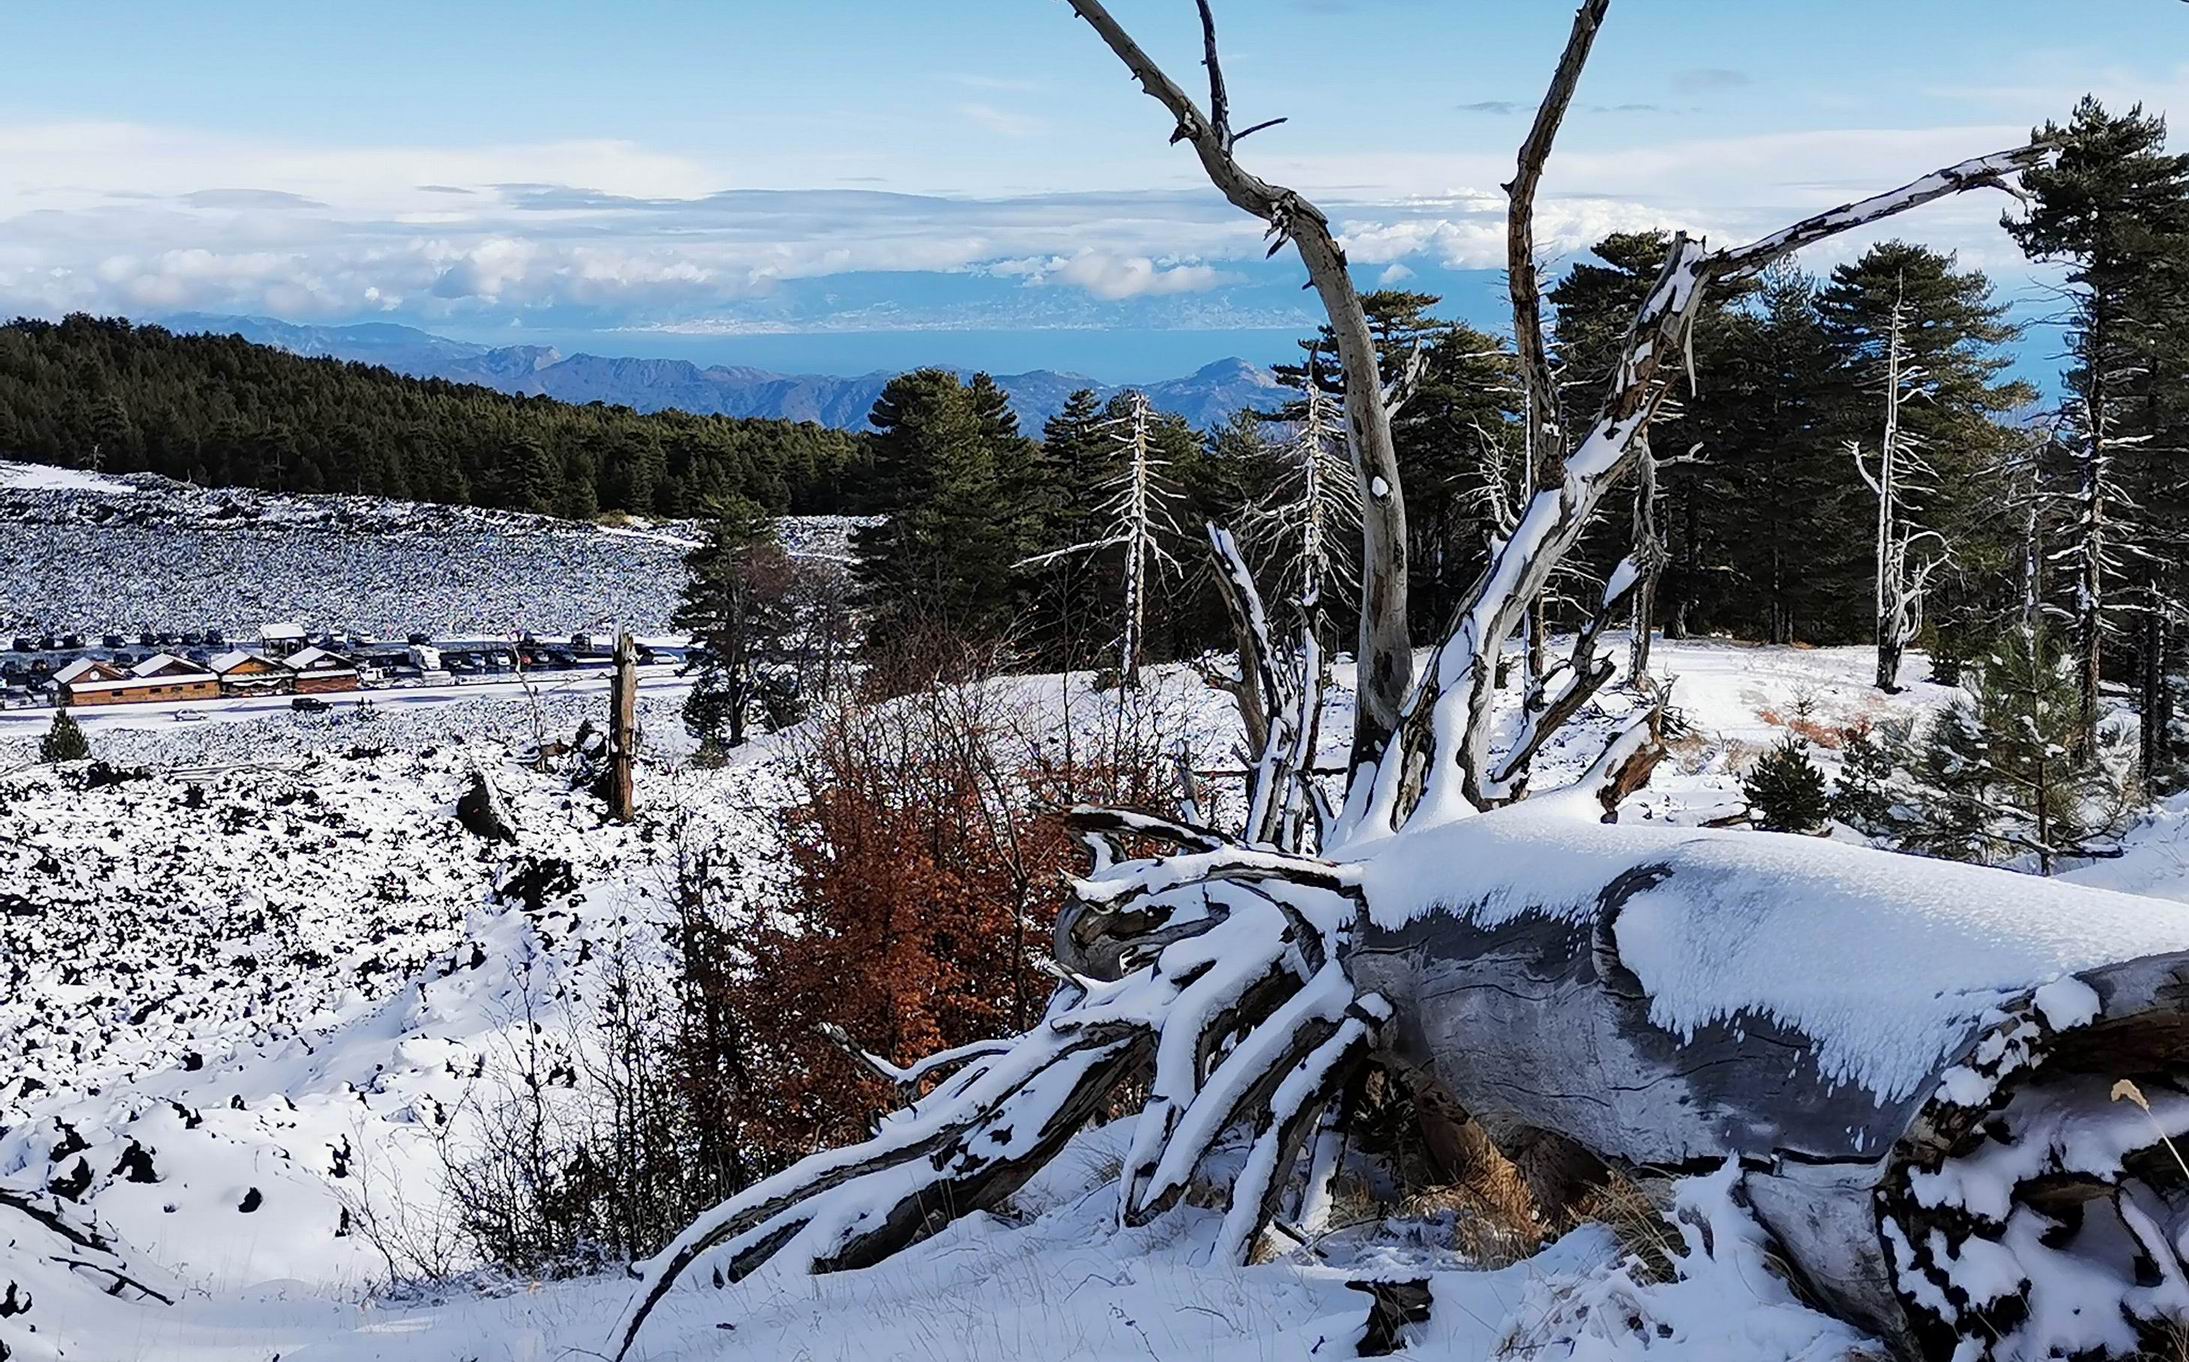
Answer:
[162,314,1287,435]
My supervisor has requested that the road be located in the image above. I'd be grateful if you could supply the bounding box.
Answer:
[0,665,692,734]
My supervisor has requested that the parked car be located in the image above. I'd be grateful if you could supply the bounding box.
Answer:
[172,709,208,723]
[291,696,331,713]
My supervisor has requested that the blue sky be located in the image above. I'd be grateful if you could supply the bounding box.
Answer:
[2,2,2183,380]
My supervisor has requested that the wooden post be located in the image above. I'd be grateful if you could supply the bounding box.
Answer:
[608,630,637,822]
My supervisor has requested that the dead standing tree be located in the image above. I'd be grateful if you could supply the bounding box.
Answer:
[613,8,2189,1360]
[1018,391,1183,691]
[607,630,638,821]
[1851,284,1947,693]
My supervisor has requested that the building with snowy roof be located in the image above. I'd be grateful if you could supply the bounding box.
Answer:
[284,645,361,693]
[58,653,218,706]
[258,621,308,654]
[210,650,296,696]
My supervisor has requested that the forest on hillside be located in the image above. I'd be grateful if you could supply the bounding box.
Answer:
[0,315,871,516]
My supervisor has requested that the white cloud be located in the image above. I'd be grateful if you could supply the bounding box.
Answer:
[958,103,1046,138]
[996,250,1240,300]
[0,110,2079,331]
[1338,193,1672,271]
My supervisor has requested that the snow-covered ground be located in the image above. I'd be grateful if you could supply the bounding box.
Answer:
[0,459,865,637]
[5,636,2186,1361]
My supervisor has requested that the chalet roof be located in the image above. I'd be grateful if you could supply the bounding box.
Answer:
[130,652,210,678]
[54,658,118,684]
[285,645,355,671]
[259,620,307,639]
[211,649,290,675]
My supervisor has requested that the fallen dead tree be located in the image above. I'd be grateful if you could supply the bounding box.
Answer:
[610,6,2189,1360]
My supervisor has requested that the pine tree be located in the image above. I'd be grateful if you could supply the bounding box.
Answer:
[1743,737,1829,833]
[850,369,1025,654]
[676,497,795,756]
[1548,232,1757,641]
[40,711,90,763]
[2003,98,2189,763]
[1829,718,1909,837]
[1021,389,1120,671]
[1818,241,2035,684]
[1715,264,1849,645]
[1905,625,2137,872]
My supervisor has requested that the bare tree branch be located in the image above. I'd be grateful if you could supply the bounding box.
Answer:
[1067,0,1412,772]
[1507,0,1609,488]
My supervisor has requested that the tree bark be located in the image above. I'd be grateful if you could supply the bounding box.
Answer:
[608,631,637,822]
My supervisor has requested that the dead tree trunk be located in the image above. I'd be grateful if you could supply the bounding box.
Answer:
[1854,286,1943,694]
[607,631,637,823]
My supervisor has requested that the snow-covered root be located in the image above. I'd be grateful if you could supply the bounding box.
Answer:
[1879,967,2189,1361]
[612,847,1385,1360]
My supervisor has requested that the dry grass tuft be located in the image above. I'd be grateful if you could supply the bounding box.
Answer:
[1574,1173,1680,1284]
[1395,1180,1544,1269]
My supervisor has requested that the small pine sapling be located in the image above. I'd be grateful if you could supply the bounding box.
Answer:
[1744,736,1829,833]
[1827,718,1907,836]
[40,710,90,763]
[1904,627,2138,872]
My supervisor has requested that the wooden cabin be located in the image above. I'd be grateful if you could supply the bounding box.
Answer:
[59,653,219,706]
[285,645,361,693]
[211,650,296,696]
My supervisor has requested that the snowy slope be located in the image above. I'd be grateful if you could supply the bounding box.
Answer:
[0,460,866,636]
[3,639,2177,1361]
